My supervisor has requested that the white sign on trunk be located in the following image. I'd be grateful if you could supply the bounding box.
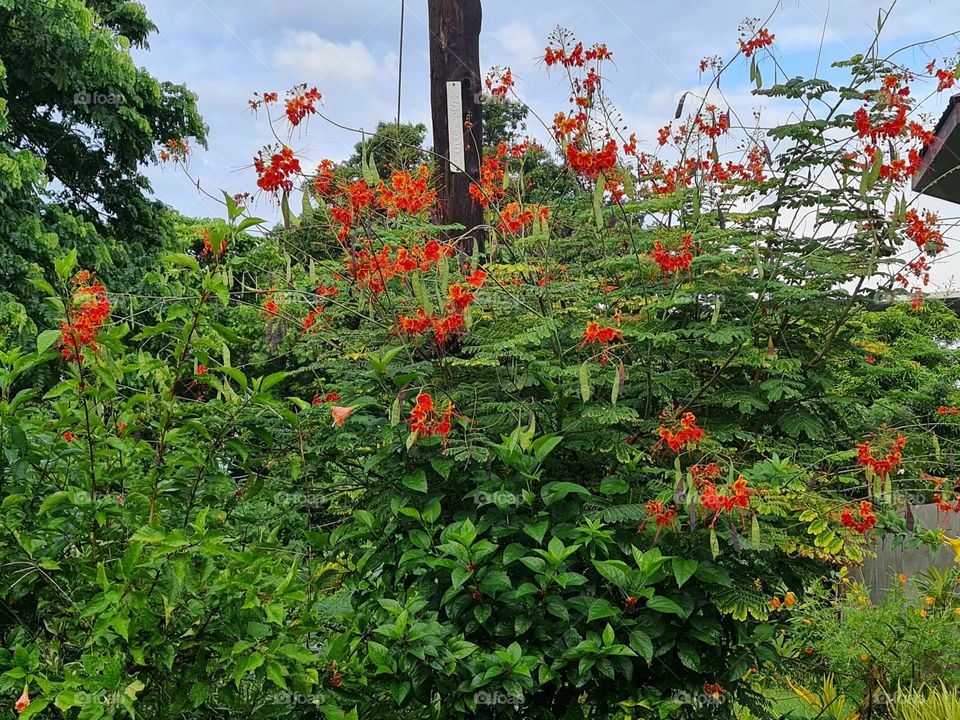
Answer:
[446,81,465,173]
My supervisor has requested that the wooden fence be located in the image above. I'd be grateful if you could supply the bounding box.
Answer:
[857,503,960,603]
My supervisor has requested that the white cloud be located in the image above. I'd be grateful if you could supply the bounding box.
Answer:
[493,23,542,66]
[273,32,379,86]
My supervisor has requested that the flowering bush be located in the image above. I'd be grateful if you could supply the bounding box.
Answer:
[3,15,960,720]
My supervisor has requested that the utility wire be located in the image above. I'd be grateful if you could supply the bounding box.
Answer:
[396,0,405,132]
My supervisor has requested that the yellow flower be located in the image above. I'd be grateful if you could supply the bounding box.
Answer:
[925,596,935,606]
[898,573,907,584]
[859,652,869,661]
[942,535,960,562]
[841,577,850,584]
[920,609,928,618]
[954,607,960,617]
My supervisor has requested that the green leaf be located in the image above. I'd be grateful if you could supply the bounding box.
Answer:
[402,470,428,493]
[36,329,60,354]
[588,598,619,622]
[647,595,684,616]
[164,253,200,272]
[672,558,698,588]
[599,475,629,495]
[629,630,653,664]
[541,482,591,506]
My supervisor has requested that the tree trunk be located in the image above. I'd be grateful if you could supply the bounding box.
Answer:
[427,0,485,257]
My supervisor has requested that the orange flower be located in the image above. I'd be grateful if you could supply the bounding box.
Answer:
[15,688,30,714]
[263,300,280,317]
[784,591,796,607]
[331,406,356,427]
[898,573,907,584]
[59,271,111,362]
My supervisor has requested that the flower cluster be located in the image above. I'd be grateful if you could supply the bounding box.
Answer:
[498,202,549,235]
[544,39,611,68]
[738,27,774,57]
[639,500,678,542]
[856,433,906,478]
[700,476,750,526]
[376,165,437,217]
[651,235,695,274]
[312,391,341,405]
[581,321,622,365]
[840,500,877,534]
[657,412,704,453]
[158,138,189,163]
[249,86,322,127]
[485,66,514,99]
[254,145,301,194]
[769,591,796,610]
[691,463,723,483]
[284,85,322,127]
[346,240,453,294]
[469,142,508,207]
[903,209,945,255]
[59,271,111,362]
[408,392,455,441]
[693,107,730,139]
[566,139,618,181]
[939,406,959,415]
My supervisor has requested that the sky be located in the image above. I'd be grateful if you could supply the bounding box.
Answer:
[133,0,960,289]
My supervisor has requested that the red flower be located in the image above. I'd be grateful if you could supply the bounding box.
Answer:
[582,321,623,365]
[263,300,280,317]
[284,86,322,126]
[703,683,725,699]
[485,66,514,99]
[59,271,111,362]
[651,235,695,274]
[936,68,956,92]
[63,431,74,442]
[566,139,618,180]
[196,364,207,375]
[857,434,906,479]
[376,165,437,217]
[465,268,488,288]
[639,500,679,542]
[254,145,301,194]
[939,406,959,416]
[739,27,775,57]
[840,500,877,534]
[904,209,945,255]
[407,392,457,442]
[699,476,751,526]
[302,307,324,331]
[657,412,705,454]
